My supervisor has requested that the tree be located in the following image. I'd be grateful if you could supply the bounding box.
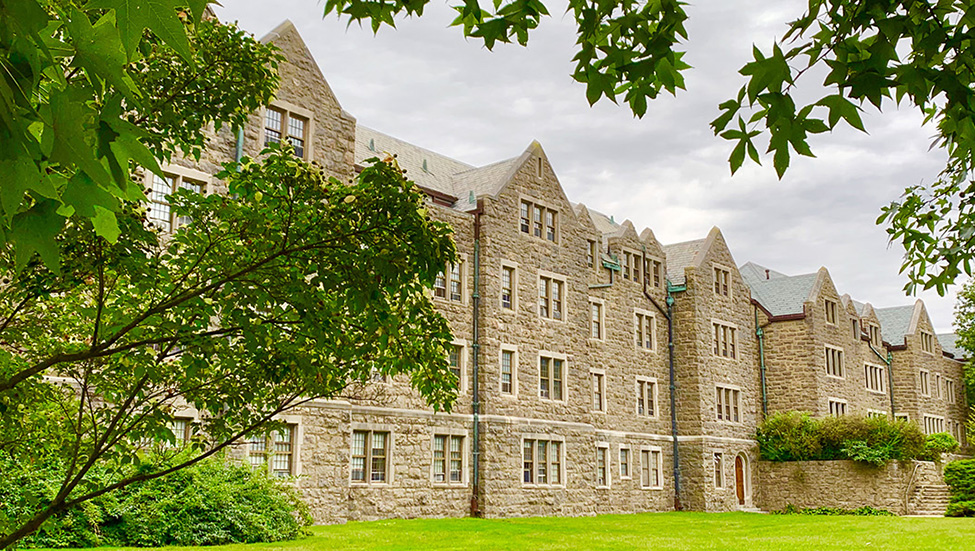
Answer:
[0,148,457,548]
[952,279,975,441]
[320,0,975,295]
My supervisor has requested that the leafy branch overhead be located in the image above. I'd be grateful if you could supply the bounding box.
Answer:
[0,0,279,272]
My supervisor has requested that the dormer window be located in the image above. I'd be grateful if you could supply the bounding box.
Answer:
[920,331,934,354]
[825,299,837,325]
[520,199,557,242]
[713,267,730,297]
[264,105,311,159]
[869,324,881,347]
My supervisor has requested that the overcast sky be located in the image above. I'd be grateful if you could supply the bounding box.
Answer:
[218,0,962,333]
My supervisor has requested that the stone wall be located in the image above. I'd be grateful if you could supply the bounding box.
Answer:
[755,460,920,515]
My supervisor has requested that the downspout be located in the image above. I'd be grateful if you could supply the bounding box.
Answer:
[867,342,896,418]
[470,201,483,517]
[754,307,768,418]
[642,246,682,511]
[235,127,244,164]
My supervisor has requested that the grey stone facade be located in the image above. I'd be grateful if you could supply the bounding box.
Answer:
[164,19,969,522]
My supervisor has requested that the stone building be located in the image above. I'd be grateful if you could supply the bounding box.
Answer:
[154,20,969,522]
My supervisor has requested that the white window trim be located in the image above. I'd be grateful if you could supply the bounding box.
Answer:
[635,376,659,419]
[827,397,848,416]
[588,297,605,341]
[640,446,664,490]
[619,445,632,480]
[824,344,845,379]
[645,256,665,289]
[500,260,519,312]
[245,413,303,479]
[711,318,740,360]
[260,100,316,161]
[634,308,657,353]
[537,270,568,322]
[146,164,213,194]
[714,452,725,489]
[590,367,607,413]
[518,194,559,243]
[433,253,469,304]
[864,362,887,395]
[450,339,468,393]
[537,350,568,403]
[866,409,888,419]
[715,383,743,424]
[920,331,936,356]
[499,344,518,398]
[429,428,469,487]
[596,442,611,489]
[923,414,946,435]
[520,435,566,488]
[349,423,394,486]
[919,369,931,397]
[895,413,910,422]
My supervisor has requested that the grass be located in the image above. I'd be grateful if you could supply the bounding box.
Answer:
[33,512,975,551]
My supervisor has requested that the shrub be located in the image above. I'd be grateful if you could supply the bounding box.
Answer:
[0,451,311,548]
[944,458,975,517]
[919,433,959,462]
[755,411,926,465]
[772,504,894,516]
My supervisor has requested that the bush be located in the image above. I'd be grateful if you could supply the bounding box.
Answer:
[944,458,975,517]
[919,433,959,462]
[772,504,894,516]
[0,451,311,548]
[755,411,926,465]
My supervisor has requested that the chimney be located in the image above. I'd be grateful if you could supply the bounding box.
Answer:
[765,269,770,280]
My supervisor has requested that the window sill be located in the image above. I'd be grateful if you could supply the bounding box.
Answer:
[642,485,664,491]
[432,482,469,488]
[825,374,845,380]
[522,483,566,489]
[350,482,390,487]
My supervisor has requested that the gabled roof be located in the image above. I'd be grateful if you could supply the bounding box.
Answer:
[874,304,916,346]
[662,238,707,286]
[354,126,473,197]
[739,261,788,287]
[852,299,866,316]
[585,208,624,237]
[938,333,966,360]
[748,272,819,317]
[451,156,522,211]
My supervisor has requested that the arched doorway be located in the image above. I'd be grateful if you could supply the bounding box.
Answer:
[735,455,747,506]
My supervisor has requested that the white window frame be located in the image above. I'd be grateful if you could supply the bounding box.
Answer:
[828,398,848,416]
[246,414,302,478]
[538,351,568,402]
[864,363,886,394]
[640,446,664,489]
[537,271,567,322]
[499,345,518,398]
[646,257,664,289]
[350,425,393,485]
[946,378,957,404]
[261,100,315,161]
[521,435,565,487]
[430,428,468,487]
[448,340,468,393]
[712,320,739,360]
[634,308,657,352]
[825,345,844,378]
[434,254,468,303]
[619,445,632,480]
[715,384,742,423]
[589,297,605,341]
[591,368,607,413]
[866,409,887,419]
[500,261,518,311]
[144,165,211,233]
[636,377,658,418]
[920,331,935,355]
[923,414,945,435]
[596,443,611,489]
[919,369,931,396]
[519,196,558,243]
[714,452,725,489]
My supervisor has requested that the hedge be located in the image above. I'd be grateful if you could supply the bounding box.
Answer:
[945,459,975,517]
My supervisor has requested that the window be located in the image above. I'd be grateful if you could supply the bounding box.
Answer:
[619,447,631,479]
[621,251,641,283]
[520,200,557,242]
[923,415,945,435]
[867,410,887,419]
[935,373,942,398]
[538,274,565,320]
[587,240,597,269]
[852,320,860,340]
[432,434,464,484]
[864,363,886,393]
[945,378,956,403]
[637,378,657,417]
[714,453,724,488]
[448,343,465,391]
[825,299,838,325]
[895,413,910,422]
[920,331,935,354]
[641,449,663,489]
[920,370,930,396]
[592,371,606,412]
[828,399,847,416]
[248,425,296,478]
[648,259,663,288]
[435,260,465,302]
[596,445,609,488]
[500,348,516,395]
[713,267,730,297]
[170,417,192,446]
[868,324,881,346]
[501,265,516,309]
[825,346,844,378]
[264,107,308,158]
[147,171,206,233]
[352,430,389,483]
[536,157,543,177]
[635,311,655,351]
[523,438,562,485]
[589,300,603,339]
[715,385,741,422]
[539,354,565,401]
[712,322,737,359]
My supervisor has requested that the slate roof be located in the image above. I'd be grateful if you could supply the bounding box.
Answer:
[874,305,916,346]
[938,333,966,360]
[748,272,819,317]
[852,300,866,316]
[662,239,706,286]
[739,261,790,287]
[587,208,624,237]
[451,156,522,211]
[354,126,473,197]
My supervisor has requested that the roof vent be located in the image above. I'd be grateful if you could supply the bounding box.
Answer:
[469,191,475,204]
[368,138,376,152]
[422,159,430,173]
[610,215,615,224]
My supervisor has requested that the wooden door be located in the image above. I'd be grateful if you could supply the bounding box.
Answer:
[735,456,745,505]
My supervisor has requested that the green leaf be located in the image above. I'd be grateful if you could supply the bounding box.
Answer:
[91,205,121,242]
[87,0,194,63]
[47,88,114,188]
[64,9,138,99]
[9,199,64,272]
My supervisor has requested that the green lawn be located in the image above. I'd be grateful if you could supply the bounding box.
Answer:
[36,513,974,551]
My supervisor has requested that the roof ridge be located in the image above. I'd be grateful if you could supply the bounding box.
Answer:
[357,125,474,170]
